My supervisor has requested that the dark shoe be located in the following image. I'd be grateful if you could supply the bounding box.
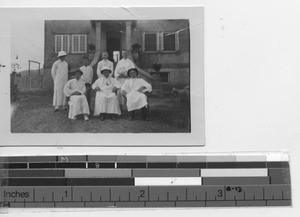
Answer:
[54,109,59,112]
[100,116,105,121]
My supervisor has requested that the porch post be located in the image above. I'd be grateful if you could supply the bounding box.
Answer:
[125,21,132,57]
[95,21,101,52]
[89,21,101,68]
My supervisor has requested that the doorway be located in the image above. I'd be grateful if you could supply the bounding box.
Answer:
[106,37,121,62]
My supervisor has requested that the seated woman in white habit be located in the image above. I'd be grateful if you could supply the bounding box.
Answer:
[92,66,121,121]
[121,68,152,120]
[63,69,90,121]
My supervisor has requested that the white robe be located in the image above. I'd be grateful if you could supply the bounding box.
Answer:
[97,59,114,78]
[64,78,90,119]
[121,78,152,112]
[79,65,94,84]
[92,77,121,116]
[114,58,135,105]
[51,59,68,108]
[114,58,135,81]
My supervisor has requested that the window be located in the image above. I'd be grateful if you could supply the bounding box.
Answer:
[72,35,87,53]
[142,31,180,52]
[160,72,169,83]
[55,35,70,53]
[162,32,179,52]
[143,33,159,52]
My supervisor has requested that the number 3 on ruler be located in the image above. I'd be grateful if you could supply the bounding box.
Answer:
[217,190,223,197]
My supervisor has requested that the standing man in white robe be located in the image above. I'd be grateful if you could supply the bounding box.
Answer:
[51,51,69,112]
[121,68,152,121]
[79,57,94,108]
[63,69,90,121]
[114,50,135,108]
[96,51,114,78]
[92,66,121,121]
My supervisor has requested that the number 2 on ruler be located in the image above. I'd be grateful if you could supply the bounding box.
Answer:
[139,190,145,198]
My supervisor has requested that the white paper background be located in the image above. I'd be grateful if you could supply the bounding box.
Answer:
[0,0,300,216]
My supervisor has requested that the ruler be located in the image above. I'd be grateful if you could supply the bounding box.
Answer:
[0,154,291,208]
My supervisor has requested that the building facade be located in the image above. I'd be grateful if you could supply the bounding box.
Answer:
[44,20,190,93]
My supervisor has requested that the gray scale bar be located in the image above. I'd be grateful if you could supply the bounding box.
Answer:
[270,176,291,184]
[203,177,270,185]
[206,156,236,162]
[26,156,57,162]
[0,170,8,178]
[147,156,177,162]
[116,156,147,162]
[133,169,200,177]
[1,169,65,178]
[176,156,207,162]
[0,156,58,163]
[268,168,290,177]
[65,169,131,178]
[57,156,86,162]
[87,156,117,162]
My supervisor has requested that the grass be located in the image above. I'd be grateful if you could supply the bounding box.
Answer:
[11,93,191,133]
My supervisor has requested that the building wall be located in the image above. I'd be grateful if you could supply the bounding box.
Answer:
[44,20,96,69]
[44,20,190,92]
[133,20,190,90]
[144,67,190,92]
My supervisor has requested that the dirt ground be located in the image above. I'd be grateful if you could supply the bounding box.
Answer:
[11,93,191,133]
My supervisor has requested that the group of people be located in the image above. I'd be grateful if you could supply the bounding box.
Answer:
[51,50,152,121]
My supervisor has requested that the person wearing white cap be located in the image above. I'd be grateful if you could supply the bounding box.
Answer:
[63,69,90,121]
[121,68,152,121]
[51,51,69,112]
[92,66,121,121]
[96,51,114,78]
[114,50,135,108]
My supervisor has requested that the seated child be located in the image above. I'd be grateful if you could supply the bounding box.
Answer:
[63,69,90,121]
[92,66,121,121]
[121,68,152,120]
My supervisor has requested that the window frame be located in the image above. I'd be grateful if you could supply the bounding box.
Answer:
[159,71,170,84]
[142,32,160,53]
[161,31,179,53]
[54,35,70,54]
[71,34,87,54]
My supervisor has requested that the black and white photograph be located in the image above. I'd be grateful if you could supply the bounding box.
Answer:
[1,7,204,145]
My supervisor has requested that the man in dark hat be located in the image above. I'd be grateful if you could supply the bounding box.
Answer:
[121,68,152,120]
[63,69,90,121]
